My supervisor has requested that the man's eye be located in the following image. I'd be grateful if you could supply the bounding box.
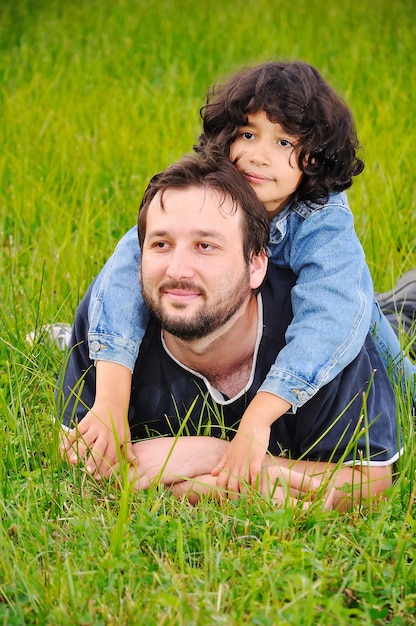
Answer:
[198,242,214,250]
[153,241,169,249]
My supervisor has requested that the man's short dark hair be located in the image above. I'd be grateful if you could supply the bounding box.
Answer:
[137,153,270,263]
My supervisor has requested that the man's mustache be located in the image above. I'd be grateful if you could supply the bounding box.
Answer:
[158,281,206,296]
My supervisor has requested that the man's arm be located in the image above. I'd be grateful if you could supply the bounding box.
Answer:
[264,456,392,511]
[128,436,230,490]
[128,435,391,509]
[129,436,326,507]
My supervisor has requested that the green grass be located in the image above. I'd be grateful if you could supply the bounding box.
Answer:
[0,0,415,623]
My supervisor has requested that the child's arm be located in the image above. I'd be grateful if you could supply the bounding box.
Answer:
[88,226,149,371]
[213,392,290,494]
[64,226,149,474]
[61,361,135,478]
[214,194,375,492]
[263,197,374,407]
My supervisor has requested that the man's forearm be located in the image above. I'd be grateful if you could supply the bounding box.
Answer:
[265,455,392,510]
[131,437,229,488]
[130,436,392,510]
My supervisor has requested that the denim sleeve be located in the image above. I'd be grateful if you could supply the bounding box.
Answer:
[260,202,374,409]
[88,226,149,371]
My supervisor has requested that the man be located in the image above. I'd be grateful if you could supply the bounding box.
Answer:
[58,154,399,509]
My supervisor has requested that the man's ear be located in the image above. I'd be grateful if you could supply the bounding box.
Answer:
[249,249,268,290]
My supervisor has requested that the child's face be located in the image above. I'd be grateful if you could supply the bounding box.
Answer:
[230,111,303,218]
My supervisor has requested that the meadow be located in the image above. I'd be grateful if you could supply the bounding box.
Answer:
[0,0,415,623]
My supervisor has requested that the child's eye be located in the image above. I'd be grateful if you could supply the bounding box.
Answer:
[240,131,255,140]
[277,138,294,148]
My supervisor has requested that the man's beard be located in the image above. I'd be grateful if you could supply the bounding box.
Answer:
[142,273,251,341]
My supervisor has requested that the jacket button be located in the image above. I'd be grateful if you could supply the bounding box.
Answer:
[296,390,309,403]
[90,341,101,352]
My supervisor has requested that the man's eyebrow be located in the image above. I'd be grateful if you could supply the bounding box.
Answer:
[146,229,170,238]
[147,228,227,241]
[192,229,227,241]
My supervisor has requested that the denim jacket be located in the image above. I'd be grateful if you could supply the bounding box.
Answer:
[88,191,398,409]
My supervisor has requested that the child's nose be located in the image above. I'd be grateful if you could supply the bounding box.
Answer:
[249,141,271,166]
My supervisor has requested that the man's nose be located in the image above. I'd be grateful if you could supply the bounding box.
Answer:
[166,247,194,280]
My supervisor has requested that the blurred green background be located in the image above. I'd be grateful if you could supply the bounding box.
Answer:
[1,0,415,333]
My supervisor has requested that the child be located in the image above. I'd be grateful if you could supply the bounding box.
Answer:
[61,61,414,492]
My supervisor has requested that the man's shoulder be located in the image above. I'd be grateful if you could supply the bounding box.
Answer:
[260,265,296,340]
[263,265,297,299]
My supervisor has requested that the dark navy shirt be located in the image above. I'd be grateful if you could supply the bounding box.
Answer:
[57,266,399,465]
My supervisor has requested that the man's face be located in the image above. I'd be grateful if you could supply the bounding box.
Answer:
[140,185,264,340]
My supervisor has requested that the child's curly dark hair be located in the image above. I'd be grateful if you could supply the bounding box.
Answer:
[197,61,364,206]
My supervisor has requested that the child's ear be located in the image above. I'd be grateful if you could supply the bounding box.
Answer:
[249,250,268,290]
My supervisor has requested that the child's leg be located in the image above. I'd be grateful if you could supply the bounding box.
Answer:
[376,268,416,356]
[371,299,415,401]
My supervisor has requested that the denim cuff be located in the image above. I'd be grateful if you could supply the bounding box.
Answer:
[258,369,319,411]
[87,332,138,372]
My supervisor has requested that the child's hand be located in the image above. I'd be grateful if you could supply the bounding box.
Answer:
[60,400,136,479]
[212,422,271,496]
[60,360,134,479]
[212,392,291,497]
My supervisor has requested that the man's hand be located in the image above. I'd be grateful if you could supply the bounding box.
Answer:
[261,461,336,509]
[212,392,291,496]
[60,401,136,479]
